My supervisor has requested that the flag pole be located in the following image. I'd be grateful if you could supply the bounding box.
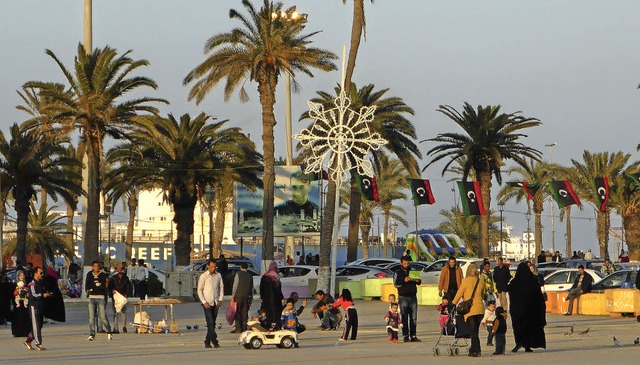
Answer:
[414,204,419,259]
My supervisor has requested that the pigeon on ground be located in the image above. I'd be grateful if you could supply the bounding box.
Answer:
[613,337,622,347]
[194,325,200,330]
[564,325,574,336]
[578,328,590,336]
[186,325,192,330]
[634,337,639,346]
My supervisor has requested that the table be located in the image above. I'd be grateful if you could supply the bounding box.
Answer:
[132,298,182,333]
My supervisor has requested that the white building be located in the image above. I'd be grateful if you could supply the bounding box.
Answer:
[498,225,535,261]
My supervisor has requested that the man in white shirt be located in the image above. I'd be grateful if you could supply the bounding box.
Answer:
[136,259,149,300]
[197,259,224,348]
[127,259,137,297]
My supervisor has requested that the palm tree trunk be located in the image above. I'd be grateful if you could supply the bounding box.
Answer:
[14,191,30,265]
[318,179,337,292]
[66,202,75,255]
[126,193,137,261]
[258,77,277,272]
[360,224,370,258]
[213,193,229,258]
[623,208,640,261]
[383,211,390,257]
[172,195,196,267]
[565,207,572,258]
[596,210,607,258]
[533,198,543,254]
[347,174,360,261]
[478,170,492,258]
[83,143,102,266]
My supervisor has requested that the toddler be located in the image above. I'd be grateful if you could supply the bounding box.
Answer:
[436,297,451,331]
[332,288,358,341]
[249,309,273,332]
[14,280,29,308]
[281,299,299,331]
[492,306,508,355]
[384,302,403,344]
[481,300,497,346]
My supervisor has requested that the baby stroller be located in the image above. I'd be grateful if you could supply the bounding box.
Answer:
[432,306,471,356]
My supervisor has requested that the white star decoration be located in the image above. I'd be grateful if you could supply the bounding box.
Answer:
[294,89,387,185]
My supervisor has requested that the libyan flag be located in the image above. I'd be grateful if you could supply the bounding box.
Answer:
[593,177,609,212]
[409,179,435,206]
[549,180,581,209]
[457,181,486,216]
[356,174,379,202]
[507,181,541,200]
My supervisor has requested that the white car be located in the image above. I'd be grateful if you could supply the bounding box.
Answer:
[542,268,605,292]
[346,258,399,267]
[252,265,318,293]
[421,258,485,284]
[335,265,389,281]
[238,330,298,349]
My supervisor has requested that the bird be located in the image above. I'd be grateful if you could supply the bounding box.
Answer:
[193,325,200,330]
[563,325,574,336]
[613,337,622,347]
[634,337,639,346]
[186,325,192,330]
[578,328,590,336]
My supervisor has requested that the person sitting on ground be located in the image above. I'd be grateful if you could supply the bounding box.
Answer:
[281,299,299,331]
[310,290,341,330]
[565,265,593,316]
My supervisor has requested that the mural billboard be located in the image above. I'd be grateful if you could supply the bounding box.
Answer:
[235,166,321,236]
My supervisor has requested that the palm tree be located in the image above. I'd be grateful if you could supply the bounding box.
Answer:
[0,124,82,264]
[497,160,558,254]
[27,202,72,265]
[609,167,640,260]
[341,0,372,96]
[571,151,634,258]
[24,44,167,266]
[436,207,507,256]
[424,103,542,258]
[374,155,409,256]
[183,0,337,270]
[108,113,259,266]
[301,83,420,262]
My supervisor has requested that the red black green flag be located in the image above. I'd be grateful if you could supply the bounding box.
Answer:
[356,174,379,202]
[457,181,486,216]
[627,172,640,187]
[548,180,581,209]
[592,177,609,212]
[409,179,435,206]
[506,181,541,200]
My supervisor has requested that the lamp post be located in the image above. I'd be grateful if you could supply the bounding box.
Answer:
[205,187,215,260]
[105,201,112,268]
[525,210,532,260]
[546,142,557,252]
[498,201,505,258]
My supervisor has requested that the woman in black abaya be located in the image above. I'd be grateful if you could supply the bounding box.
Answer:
[508,262,546,352]
[44,267,66,323]
[259,262,284,330]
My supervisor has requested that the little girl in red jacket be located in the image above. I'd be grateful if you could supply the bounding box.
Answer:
[332,288,358,341]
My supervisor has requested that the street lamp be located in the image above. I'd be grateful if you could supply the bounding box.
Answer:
[498,201,505,258]
[525,210,532,260]
[205,187,215,260]
[546,142,557,252]
[105,201,112,268]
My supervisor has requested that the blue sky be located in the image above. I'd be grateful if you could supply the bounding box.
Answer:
[1,1,639,257]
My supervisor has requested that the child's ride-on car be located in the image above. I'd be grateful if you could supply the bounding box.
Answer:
[238,330,299,349]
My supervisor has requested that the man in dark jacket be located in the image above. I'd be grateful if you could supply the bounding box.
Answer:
[24,267,50,351]
[537,250,546,264]
[565,265,593,316]
[231,263,253,333]
[310,290,340,330]
[493,257,510,311]
[85,261,112,341]
[108,268,132,333]
[394,256,421,343]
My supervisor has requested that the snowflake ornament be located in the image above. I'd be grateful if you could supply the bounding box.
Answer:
[294,89,387,185]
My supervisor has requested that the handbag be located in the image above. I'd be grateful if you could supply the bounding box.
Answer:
[457,278,480,315]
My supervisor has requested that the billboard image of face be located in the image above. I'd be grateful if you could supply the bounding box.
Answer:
[235,166,321,236]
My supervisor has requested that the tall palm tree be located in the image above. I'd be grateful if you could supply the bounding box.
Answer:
[108,113,259,266]
[374,155,409,256]
[571,151,634,258]
[24,44,166,266]
[0,124,82,264]
[301,83,420,262]
[497,160,558,254]
[609,166,640,260]
[341,0,372,96]
[184,0,336,270]
[424,103,542,258]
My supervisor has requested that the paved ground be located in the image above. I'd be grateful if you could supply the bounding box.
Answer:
[1,298,640,364]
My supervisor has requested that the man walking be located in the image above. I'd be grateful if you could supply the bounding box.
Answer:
[394,255,421,342]
[85,261,112,341]
[23,267,49,351]
[108,268,132,333]
[197,259,224,348]
[438,256,462,300]
[137,259,148,300]
[565,265,593,316]
[493,257,510,311]
[127,259,138,297]
[231,263,253,333]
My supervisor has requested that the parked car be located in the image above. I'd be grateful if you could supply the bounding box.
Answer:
[379,261,432,281]
[542,268,604,292]
[345,258,399,267]
[252,265,317,293]
[591,270,637,291]
[181,257,256,272]
[335,265,389,281]
[421,258,485,284]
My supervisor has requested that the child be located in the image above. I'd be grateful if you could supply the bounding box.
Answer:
[332,288,358,341]
[436,297,451,331]
[14,280,29,308]
[281,299,299,331]
[492,306,508,355]
[481,300,497,346]
[249,309,273,332]
[384,302,403,344]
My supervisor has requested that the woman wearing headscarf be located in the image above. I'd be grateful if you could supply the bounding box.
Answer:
[11,270,32,337]
[259,262,284,330]
[508,262,546,352]
[43,267,66,323]
[453,263,485,357]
